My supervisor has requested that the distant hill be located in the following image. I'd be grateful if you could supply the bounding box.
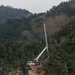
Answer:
[0,1,73,42]
[0,5,32,23]
[0,1,75,42]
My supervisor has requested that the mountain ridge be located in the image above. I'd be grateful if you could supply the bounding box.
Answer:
[0,5,32,23]
[0,1,72,42]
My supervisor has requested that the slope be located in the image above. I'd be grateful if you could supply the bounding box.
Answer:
[0,1,73,42]
[0,5,32,23]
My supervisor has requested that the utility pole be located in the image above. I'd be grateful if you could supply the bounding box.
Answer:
[27,23,49,75]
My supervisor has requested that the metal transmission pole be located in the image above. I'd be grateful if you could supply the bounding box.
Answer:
[43,23,49,56]
[35,23,49,61]
[27,23,49,67]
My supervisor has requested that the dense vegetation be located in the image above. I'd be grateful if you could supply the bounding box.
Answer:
[0,17,33,42]
[46,2,75,17]
[0,5,32,23]
[0,0,75,75]
[44,20,75,75]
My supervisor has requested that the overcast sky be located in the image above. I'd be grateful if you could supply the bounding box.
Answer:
[0,0,69,13]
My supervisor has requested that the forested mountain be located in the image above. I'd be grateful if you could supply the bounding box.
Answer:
[0,2,73,42]
[0,17,33,42]
[0,5,32,23]
[0,0,75,75]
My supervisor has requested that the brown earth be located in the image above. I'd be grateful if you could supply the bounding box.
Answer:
[28,65,45,75]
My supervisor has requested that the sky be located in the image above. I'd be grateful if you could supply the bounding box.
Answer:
[0,0,69,13]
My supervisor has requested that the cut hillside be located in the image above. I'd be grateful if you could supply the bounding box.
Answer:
[30,14,69,39]
[29,1,75,39]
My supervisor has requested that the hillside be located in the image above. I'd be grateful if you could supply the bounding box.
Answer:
[0,5,32,23]
[0,0,75,75]
[30,1,75,39]
[0,2,72,42]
